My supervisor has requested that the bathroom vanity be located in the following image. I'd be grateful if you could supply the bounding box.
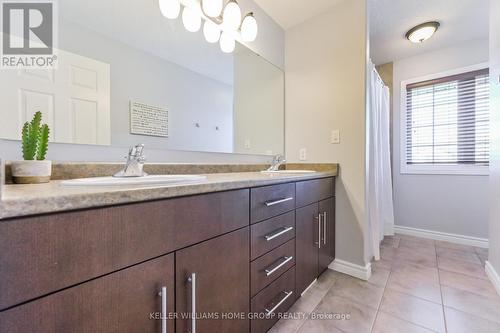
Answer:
[0,171,336,333]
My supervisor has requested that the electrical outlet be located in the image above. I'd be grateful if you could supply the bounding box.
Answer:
[244,140,251,149]
[299,148,307,161]
[331,130,340,144]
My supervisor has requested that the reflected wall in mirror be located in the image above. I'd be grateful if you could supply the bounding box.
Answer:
[0,0,284,156]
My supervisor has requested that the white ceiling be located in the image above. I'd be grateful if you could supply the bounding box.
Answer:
[254,0,344,30]
[369,0,489,65]
[60,0,234,85]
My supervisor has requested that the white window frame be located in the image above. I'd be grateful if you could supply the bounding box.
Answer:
[400,62,490,176]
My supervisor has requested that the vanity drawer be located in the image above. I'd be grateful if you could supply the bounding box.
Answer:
[251,266,296,333]
[251,183,295,223]
[0,254,175,333]
[0,189,249,311]
[250,211,295,260]
[296,177,335,208]
[251,239,295,297]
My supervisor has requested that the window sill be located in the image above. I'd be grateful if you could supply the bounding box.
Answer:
[400,165,489,176]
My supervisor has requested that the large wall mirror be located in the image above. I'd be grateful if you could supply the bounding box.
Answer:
[0,0,284,156]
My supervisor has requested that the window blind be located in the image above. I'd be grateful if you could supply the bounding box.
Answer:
[406,68,490,166]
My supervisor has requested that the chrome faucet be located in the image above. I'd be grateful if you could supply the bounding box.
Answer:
[266,154,286,171]
[114,144,148,177]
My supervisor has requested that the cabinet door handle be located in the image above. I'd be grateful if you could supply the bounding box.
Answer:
[265,291,294,317]
[265,226,294,241]
[264,197,294,207]
[158,287,167,333]
[265,256,293,276]
[317,214,322,249]
[323,212,327,245]
[187,273,196,333]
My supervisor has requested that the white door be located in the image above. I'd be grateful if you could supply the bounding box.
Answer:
[0,49,111,145]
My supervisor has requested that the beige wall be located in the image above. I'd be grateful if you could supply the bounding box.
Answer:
[285,0,368,266]
[488,0,500,281]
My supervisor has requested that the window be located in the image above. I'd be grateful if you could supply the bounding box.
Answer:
[402,67,490,175]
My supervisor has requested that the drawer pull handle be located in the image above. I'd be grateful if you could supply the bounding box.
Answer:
[265,256,294,276]
[264,197,294,207]
[158,287,167,333]
[265,226,294,241]
[265,291,294,317]
[187,273,196,333]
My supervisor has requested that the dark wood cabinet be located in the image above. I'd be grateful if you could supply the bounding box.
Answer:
[0,176,335,333]
[295,203,320,295]
[318,198,335,274]
[295,179,336,295]
[0,254,175,333]
[0,189,249,310]
[176,228,250,333]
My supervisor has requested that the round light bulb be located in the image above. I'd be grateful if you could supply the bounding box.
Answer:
[408,26,436,43]
[240,13,257,42]
[406,22,440,43]
[219,31,235,53]
[202,0,223,18]
[159,0,180,19]
[222,0,241,31]
[182,6,201,32]
[203,20,221,43]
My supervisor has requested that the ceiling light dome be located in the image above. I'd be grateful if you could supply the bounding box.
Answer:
[222,0,242,31]
[182,5,201,32]
[240,12,258,42]
[203,20,221,43]
[219,31,235,53]
[159,0,180,19]
[405,21,440,43]
[202,0,223,18]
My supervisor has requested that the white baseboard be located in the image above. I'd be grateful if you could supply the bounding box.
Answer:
[485,261,500,296]
[329,259,372,281]
[394,225,489,249]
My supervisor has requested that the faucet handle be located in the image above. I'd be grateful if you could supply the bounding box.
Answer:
[273,154,285,163]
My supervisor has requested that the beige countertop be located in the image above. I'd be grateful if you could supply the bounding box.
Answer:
[0,170,337,220]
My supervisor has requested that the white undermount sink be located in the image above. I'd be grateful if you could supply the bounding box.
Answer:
[261,170,317,174]
[61,174,207,186]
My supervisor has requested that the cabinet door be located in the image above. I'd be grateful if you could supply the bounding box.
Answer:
[318,198,335,274]
[0,254,175,333]
[295,203,319,295]
[176,228,250,333]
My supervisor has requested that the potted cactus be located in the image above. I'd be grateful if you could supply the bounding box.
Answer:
[10,111,52,184]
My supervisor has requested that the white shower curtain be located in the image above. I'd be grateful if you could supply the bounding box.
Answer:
[367,61,395,261]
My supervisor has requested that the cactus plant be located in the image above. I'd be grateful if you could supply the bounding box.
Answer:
[21,111,50,160]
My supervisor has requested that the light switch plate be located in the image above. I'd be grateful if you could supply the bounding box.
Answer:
[331,130,340,144]
[299,148,307,161]
[244,140,251,149]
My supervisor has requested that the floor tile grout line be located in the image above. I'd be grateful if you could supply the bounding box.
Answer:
[369,253,392,333]
[373,236,443,333]
[376,309,442,333]
[443,304,500,326]
[435,240,449,333]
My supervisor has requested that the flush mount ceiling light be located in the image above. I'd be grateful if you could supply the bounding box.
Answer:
[159,0,258,53]
[405,21,440,43]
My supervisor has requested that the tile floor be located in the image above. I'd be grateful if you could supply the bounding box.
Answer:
[269,234,500,333]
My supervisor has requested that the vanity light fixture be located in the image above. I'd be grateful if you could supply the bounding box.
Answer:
[159,0,258,53]
[405,21,440,43]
